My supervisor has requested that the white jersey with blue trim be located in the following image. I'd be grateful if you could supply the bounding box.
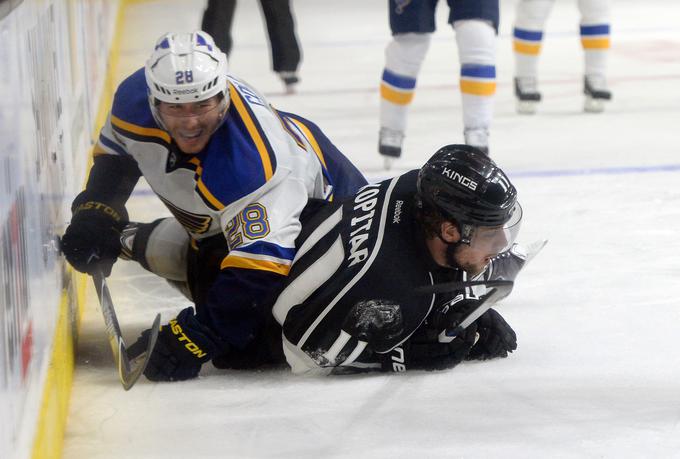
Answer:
[95,68,330,276]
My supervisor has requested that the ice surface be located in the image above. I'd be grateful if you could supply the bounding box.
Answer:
[64,1,680,457]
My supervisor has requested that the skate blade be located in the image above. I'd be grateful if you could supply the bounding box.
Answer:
[516,100,538,115]
[383,156,394,170]
[584,97,605,113]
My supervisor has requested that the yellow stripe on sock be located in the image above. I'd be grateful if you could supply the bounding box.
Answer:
[513,41,542,55]
[581,37,610,49]
[460,80,497,96]
[380,84,414,105]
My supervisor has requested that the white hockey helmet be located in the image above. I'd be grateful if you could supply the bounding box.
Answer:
[145,31,229,122]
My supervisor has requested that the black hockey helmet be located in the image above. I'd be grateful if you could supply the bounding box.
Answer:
[417,144,521,247]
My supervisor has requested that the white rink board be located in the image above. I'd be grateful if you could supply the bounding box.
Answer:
[0,2,118,458]
[64,1,680,458]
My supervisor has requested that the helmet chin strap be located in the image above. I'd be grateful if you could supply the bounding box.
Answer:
[207,96,230,134]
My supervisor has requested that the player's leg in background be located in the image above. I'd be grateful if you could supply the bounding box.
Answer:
[579,0,612,112]
[259,0,302,94]
[120,218,193,299]
[451,0,499,154]
[512,0,554,114]
[379,0,436,166]
[201,0,237,56]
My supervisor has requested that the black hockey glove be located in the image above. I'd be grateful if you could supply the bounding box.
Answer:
[61,196,128,276]
[376,298,481,373]
[466,308,517,361]
[397,295,484,371]
[342,299,405,351]
[405,323,479,371]
[128,307,222,382]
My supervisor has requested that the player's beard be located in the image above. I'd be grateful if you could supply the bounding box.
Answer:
[445,242,485,277]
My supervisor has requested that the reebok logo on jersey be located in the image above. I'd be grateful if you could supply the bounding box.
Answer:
[441,167,478,191]
[392,200,404,224]
[348,184,380,267]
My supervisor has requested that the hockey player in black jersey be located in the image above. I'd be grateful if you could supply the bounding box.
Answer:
[273,144,529,374]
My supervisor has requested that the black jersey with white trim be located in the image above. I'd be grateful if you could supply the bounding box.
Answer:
[272,170,462,374]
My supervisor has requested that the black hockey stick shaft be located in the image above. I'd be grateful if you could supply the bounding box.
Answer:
[415,279,514,338]
[445,282,514,337]
[415,279,513,295]
[92,268,161,390]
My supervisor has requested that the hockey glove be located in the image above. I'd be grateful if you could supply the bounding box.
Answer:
[403,321,479,371]
[61,197,128,276]
[466,308,517,361]
[342,299,405,351]
[128,307,222,382]
[395,295,484,371]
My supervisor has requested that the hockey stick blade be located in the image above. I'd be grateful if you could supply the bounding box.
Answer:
[92,269,161,390]
[123,313,161,391]
[415,279,513,295]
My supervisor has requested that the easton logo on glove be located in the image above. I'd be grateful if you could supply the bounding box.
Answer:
[74,201,123,222]
[169,319,208,358]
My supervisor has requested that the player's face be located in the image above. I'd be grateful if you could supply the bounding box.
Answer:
[158,95,226,153]
[451,225,510,276]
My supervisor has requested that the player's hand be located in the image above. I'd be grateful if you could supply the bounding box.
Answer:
[403,322,479,371]
[128,307,222,382]
[466,308,517,361]
[397,296,484,371]
[61,200,127,276]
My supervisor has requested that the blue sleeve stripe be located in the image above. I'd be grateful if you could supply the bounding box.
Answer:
[381,69,416,90]
[234,241,296,261]
[99,134,129,156]
[513,28,543,42]
[460,65,496,79]
[580,24,610,36]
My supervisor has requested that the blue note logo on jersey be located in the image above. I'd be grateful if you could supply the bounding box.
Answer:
[394,0,412,15]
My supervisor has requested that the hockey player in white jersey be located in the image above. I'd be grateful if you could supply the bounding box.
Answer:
[512,0,613,113]
[379,0,499,165]
[274,145,536,375]
[60,31,366,382]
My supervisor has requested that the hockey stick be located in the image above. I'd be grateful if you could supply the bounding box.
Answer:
[415,279,514,339]
[92,268,161,390]
[414,279,513,295]
[443,282,514,338]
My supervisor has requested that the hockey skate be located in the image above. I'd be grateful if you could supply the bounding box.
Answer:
[583,75,612,113]
[119,222,140,260]
[279,71,299,95]
[514,77,542,115]
[378,127,404,170]
[463,128,489,155]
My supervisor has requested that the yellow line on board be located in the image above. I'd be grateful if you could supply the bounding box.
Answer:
[31,1,128,458]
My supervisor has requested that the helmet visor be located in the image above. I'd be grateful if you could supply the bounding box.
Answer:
[468,202,522,255]
[156,95,227,118]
